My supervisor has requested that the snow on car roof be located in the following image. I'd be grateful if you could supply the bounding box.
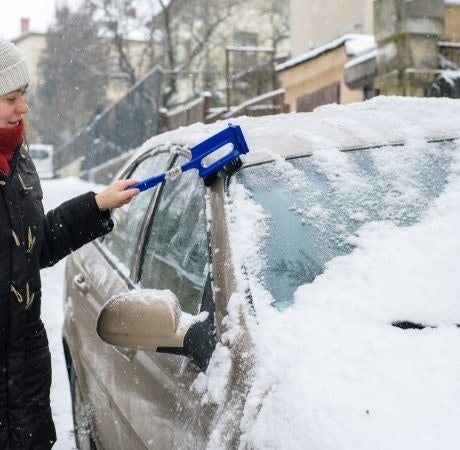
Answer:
[134,96,460,167]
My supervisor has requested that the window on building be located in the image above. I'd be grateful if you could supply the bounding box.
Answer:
[233,31,258,74]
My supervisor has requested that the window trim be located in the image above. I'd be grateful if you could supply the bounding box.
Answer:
[132,147,194,282]
[135,151,210,283]
[97,145,178,282]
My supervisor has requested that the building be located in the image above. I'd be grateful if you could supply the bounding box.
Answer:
[13,31,48,95]
[348,0,460,97]
[278,0,460,112]
[277,33,375,112]
[289,0,373,55]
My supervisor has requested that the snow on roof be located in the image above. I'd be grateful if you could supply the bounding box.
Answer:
[439,40,460,49]
[276,34,375,72]
[344,48,377,70]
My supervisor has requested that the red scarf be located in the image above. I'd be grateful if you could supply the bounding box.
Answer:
[0,120,24,175]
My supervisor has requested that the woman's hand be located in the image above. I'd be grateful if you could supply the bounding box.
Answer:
[95,179,140,211]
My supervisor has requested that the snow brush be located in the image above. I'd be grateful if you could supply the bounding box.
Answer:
[128,123,249,192]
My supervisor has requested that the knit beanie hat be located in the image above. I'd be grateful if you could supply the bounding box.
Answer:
[0,37,31,96]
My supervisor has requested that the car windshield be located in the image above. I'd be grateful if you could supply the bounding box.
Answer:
[232,139,455,309]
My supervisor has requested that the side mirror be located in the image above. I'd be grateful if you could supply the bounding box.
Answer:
[97,289,199,350]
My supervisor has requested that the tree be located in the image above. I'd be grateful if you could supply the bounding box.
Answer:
[86,0,246,106]
[86,0,157,86]
[230,0,289,104]
[152,0,246,106]
[32,4,111,145]
[149,0,289,107]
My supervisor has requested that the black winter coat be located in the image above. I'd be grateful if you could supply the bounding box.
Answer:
[0,146,113,449]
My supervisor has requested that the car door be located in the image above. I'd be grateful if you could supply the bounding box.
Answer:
[65,147,172,449]
[102,153,214,449]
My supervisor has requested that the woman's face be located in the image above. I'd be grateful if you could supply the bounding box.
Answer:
[0,85,29,128]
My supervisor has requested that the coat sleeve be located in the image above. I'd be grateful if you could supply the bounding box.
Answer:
[39,191,114,268]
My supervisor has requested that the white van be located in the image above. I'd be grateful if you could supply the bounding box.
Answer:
[29,144,54,179]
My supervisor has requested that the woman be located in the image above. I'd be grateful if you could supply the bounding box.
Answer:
[0,37,139,449]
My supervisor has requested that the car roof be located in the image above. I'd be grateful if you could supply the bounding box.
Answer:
[130,96,460,167]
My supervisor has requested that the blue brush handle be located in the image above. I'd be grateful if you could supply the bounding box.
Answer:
[129,172,166,192]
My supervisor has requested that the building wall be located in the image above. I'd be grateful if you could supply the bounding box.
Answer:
[289,0,374,56]
[278,45,363,112]
[105,39,151,103]
[282,0,459,108]
[14,33,48,92]
[374,0,445,96]
[443,2,460,42]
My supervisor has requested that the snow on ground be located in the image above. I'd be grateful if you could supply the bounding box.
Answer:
[40,177,106,450]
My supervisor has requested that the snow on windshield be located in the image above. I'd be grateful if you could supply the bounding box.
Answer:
[203,111,460,448]
[230,139,454,310]
[244,158,460,449]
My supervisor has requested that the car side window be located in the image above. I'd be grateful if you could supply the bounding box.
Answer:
[101,151,170,275]
[139,155,208,314]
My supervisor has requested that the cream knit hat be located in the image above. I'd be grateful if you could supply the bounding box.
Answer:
[0,37,31,96]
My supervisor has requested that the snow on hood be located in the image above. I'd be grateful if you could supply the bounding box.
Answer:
[235,159,460,449]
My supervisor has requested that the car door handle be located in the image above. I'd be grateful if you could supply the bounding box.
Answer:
[73,273,89,294]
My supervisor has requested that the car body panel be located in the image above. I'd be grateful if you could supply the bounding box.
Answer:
[65,224,215,449]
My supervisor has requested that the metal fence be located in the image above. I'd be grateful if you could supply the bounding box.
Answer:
[160,93,211,132]
[224,88,288,118]
[54,66,162,179]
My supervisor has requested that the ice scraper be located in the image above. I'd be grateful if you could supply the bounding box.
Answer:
[128,123,249,192]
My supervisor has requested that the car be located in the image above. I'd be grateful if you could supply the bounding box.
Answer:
[29,143,54,179]
[62,96,460,450]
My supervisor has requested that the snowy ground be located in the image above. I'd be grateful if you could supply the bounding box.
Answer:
[41,177,104,450]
